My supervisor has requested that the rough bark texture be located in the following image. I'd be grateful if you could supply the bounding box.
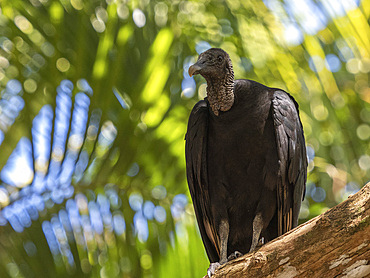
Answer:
[205,183,370,278]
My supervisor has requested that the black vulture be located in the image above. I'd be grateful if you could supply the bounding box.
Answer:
[185,48,307,276]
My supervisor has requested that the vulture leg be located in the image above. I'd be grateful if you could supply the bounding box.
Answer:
[207,219,229,277]
[249,213,263,252]
[218,219,229,264]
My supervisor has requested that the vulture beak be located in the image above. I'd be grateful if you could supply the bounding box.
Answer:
[188,62,203,77]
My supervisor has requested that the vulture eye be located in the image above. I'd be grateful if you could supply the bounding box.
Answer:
[218,55,223,62]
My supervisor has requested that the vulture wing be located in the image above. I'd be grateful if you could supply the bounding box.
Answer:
[185,100,219,262]
[272,91,307,235]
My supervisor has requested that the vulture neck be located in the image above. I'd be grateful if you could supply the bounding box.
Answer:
[205,72,234,116]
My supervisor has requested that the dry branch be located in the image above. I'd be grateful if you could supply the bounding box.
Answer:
[205,183,370,278]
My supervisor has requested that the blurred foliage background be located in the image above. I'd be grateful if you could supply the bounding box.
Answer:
[0,0,369,277]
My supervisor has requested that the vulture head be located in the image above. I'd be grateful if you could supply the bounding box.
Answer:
[188,48,234,80]
[188,48,235,115]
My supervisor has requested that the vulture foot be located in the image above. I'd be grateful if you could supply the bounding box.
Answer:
[257,237,265,248]
[207,262,221,277]
[249,237,266,253]
[227,251,243,261]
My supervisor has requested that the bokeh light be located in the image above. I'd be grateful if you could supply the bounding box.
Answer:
[133,9,146,28]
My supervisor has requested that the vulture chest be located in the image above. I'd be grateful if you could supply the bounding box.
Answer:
[206,87,279,239]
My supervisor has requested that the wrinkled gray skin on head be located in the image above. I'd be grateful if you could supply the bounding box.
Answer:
[189,48,235,116]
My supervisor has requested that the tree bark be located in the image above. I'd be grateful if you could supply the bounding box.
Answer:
[205,183,370,278]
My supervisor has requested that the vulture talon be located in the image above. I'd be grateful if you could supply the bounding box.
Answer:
[207,262,221,277]
[257,237,265,247]
[228,251,243,261]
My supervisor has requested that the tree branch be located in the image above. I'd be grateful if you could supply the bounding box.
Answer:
[205,183,370,278]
